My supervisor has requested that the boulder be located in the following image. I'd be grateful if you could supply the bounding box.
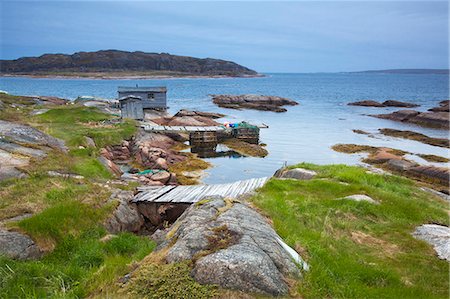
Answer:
[162,197,307,296]
[274,167,317,180]
[211,94,298,112]
[348,100,384,107]
[147,170,171,184]
[104,190,145,234]
[413,224,450,261]
[340,194,379,204]
[84,136,96,148]
[0,230,42,260]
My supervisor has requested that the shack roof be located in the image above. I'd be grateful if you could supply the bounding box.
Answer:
[118,86,167,93]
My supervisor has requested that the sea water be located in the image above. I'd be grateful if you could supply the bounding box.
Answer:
[1,73,448,184]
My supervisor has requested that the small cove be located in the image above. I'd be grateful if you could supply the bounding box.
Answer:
[1,73,448,184]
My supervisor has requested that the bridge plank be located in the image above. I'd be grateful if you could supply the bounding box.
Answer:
[133,177,268,204]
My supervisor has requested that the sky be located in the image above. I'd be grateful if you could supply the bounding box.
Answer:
[0,1,448,73]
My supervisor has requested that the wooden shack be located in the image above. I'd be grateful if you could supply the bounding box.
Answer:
[118,86,167,110]
[119,95,144,120]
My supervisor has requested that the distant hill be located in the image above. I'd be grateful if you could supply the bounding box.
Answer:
[0,50,260,78]
[351,69,449,75]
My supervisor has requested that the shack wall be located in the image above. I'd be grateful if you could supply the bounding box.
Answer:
[118,91,166,109]
[120,100,144,120]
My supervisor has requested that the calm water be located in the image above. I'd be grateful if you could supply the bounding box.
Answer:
[1,73,449,184]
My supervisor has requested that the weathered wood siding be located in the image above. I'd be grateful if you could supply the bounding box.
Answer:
[118,91,166,109]
[120,99,144,119]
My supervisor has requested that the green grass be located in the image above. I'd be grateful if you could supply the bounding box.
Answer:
[0,101,156,298]
[34,106,136,149]
[250,163,449,299]
[0,231,155,298]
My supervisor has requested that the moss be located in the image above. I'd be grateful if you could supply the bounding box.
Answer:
[332,144,378,154]
[127,261,217,299]
[195,198,212,206]
[169,153,211,185]
[380,128,450,148]
[222,139,268,157]
[417,154,450,163]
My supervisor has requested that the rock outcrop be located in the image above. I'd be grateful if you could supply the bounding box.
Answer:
[348,100,385,107]
[372,109,449,129]
[158,197,307,296]
[0,120,67,150]
[348,100,419,108]
[104,190,145,234]
[428,100,449,112]
[0,120,67,180]
[413,224,450,261]
[211,94,299,112]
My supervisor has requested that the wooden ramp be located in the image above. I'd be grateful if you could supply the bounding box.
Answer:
[133,177,269,204]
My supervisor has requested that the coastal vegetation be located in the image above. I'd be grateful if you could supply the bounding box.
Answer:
[221,139,268,157]
[0,95,155,297]
[1,93,449,298]
[251,163,449,298]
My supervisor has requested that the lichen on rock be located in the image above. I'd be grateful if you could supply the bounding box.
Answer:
[155,196,307,296]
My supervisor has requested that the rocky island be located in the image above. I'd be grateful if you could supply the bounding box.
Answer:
[0,50,261,79]
[348,100,419,108]
[211,94,299,112]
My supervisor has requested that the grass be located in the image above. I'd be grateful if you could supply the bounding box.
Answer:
[250,163,449,299]
[0,99,157,298]
[0,231,155,298]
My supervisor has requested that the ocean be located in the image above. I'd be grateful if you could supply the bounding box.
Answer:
[1,73,449,184]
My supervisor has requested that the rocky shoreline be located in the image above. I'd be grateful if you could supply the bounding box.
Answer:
[0,73,265,80]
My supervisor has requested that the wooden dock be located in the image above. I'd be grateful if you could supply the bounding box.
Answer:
[141,124,225,133]
[132,177,269,204]
[141,123,269,133]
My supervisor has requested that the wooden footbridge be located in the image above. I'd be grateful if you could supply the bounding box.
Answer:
[141,124,225,133]
[132,177,269,204]
[140,123,268,133]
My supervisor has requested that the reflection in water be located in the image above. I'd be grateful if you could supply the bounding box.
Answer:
[191,144,245,159]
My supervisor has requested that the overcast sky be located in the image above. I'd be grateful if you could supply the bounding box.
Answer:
[0,1,448,72]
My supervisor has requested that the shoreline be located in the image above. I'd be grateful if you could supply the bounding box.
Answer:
[0,73,265,80]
